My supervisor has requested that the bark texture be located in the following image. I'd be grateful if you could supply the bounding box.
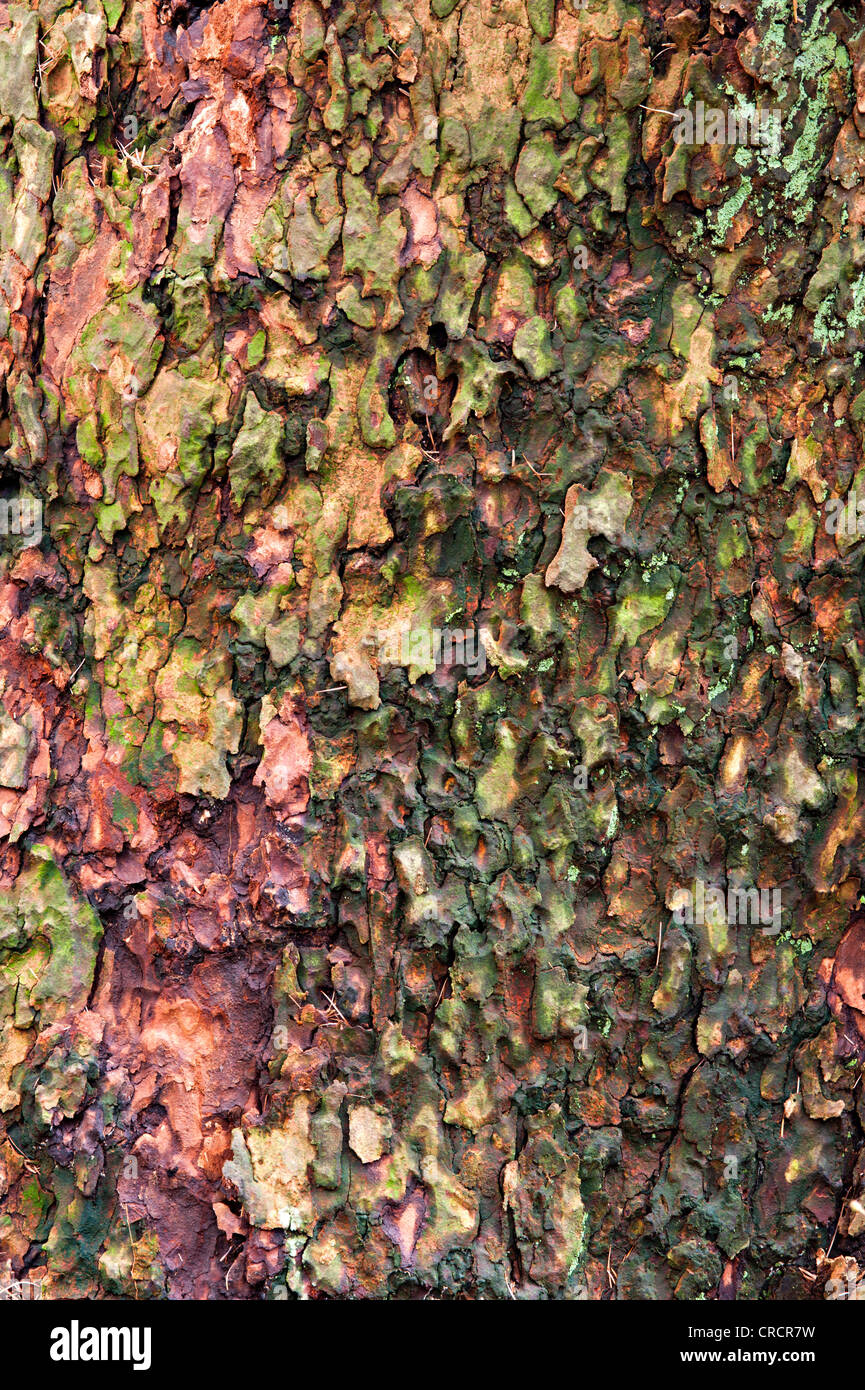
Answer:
[1,0,865,1301]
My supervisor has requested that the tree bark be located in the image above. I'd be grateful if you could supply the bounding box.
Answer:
[0,0,864,1301]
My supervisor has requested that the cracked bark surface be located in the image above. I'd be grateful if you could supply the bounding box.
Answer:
[1,0,865,1301]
